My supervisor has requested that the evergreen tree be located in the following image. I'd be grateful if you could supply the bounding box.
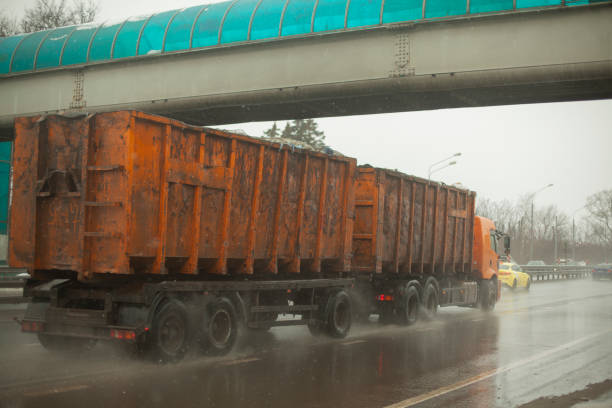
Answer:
[262,122,280,138]
[264,119,326,149]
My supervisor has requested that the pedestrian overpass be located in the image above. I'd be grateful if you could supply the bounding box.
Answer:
[0,0,611,135]
[0,0,610,262]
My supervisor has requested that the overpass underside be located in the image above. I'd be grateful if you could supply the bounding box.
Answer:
[0,5,611,136]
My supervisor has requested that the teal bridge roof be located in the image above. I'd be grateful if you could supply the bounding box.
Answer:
[0,0,597,76]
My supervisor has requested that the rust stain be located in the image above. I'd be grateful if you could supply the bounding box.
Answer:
[9,111,356,280]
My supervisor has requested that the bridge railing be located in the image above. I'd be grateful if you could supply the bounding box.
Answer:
[520,265,592,281]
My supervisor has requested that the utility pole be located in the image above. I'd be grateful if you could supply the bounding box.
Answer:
[529,184,553,261]
[554,216,558,263]
[572,206,585,262]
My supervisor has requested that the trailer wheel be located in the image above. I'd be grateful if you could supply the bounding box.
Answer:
[202,297,238,356]
[479,279,497,312]
[307,320,325,337]
[398,285,420,326]
[325,290,352,338]
[38,334,97,353]
[150,299,190,362]
[420,281,438,320]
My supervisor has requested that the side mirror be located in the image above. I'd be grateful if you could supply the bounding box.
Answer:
[503,236,511,253]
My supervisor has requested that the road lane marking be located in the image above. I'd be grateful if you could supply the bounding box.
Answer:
[383,329,612,408]
[470,318,485,322]
[219,357,260,367]
[341,340,366,346]
[22,384,90,398]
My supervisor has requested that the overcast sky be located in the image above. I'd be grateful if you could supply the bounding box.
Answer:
[3,0,611,217]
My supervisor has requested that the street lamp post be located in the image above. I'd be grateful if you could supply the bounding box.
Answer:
[428,161,457,181]
[529,183,554,261]
[428,152,461,180]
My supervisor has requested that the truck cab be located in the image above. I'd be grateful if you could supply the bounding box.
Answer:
[472,216,509,302]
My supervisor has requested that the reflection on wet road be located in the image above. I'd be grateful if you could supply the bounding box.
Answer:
[1,279,611,408]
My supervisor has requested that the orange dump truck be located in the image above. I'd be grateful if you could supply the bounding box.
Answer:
[11,112,507,361]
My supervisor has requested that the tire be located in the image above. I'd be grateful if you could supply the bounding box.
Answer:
[420,281,438,320]
[398,285,420,326]
[38,334,97,353]
[307,320,325,337]
[511,279,517,290]
[526,278,531,291]
[202,297,238,356]
[479,279,497,312]
[324,290,352,338]
[149,299,190,363]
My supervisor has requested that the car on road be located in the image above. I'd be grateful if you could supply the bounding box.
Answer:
[527,260,546,266]
[499,262,531,290]
[592,264,612,280]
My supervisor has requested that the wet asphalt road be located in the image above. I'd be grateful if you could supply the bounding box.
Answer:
[0,279,611,408]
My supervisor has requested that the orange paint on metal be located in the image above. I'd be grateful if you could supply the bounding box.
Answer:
[351,167,476,278]
[393,178,403,274]
[419,183,429,275]
[267,150,288,274]
[289,154,309,274]
[180,131,206,275]
[243,145,265,275]
[405,181,416,274]
[312,157,328,274]
[441,189,450,274]
[212,138,236,276]
[338,160,356,272]
[431,185,440,273]
[9,112,355,280]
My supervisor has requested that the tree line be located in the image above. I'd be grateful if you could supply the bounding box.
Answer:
[476,190,612,265]
[1,0,97,37]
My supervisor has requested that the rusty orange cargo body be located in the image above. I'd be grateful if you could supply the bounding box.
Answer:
[351,167,475,277]
[9,112,355,280]
[11,111,503,361]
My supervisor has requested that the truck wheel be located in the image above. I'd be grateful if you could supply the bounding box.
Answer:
[479,280,497,312]
[38,334,97,353]
[324,290,352,338]
[150,299,190,363]
[420,281,438,320]
[202,297,238,356]
[398,285,420,326]
[307,320,325,337]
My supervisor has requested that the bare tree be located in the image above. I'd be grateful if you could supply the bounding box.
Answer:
[21,0,98,33]
[585,189,612,250]
[0,12,19,37]
[71,0,97,24]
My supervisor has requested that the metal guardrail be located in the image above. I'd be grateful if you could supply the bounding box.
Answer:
[520,265,592,281]
[0,268,28,280]
[0,268,29,304]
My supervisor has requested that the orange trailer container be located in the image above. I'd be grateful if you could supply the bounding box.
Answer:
[351,167,476,277]
[9,111,356,281]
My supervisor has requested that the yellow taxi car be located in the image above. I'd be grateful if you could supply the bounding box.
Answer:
[499,262,531,290]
